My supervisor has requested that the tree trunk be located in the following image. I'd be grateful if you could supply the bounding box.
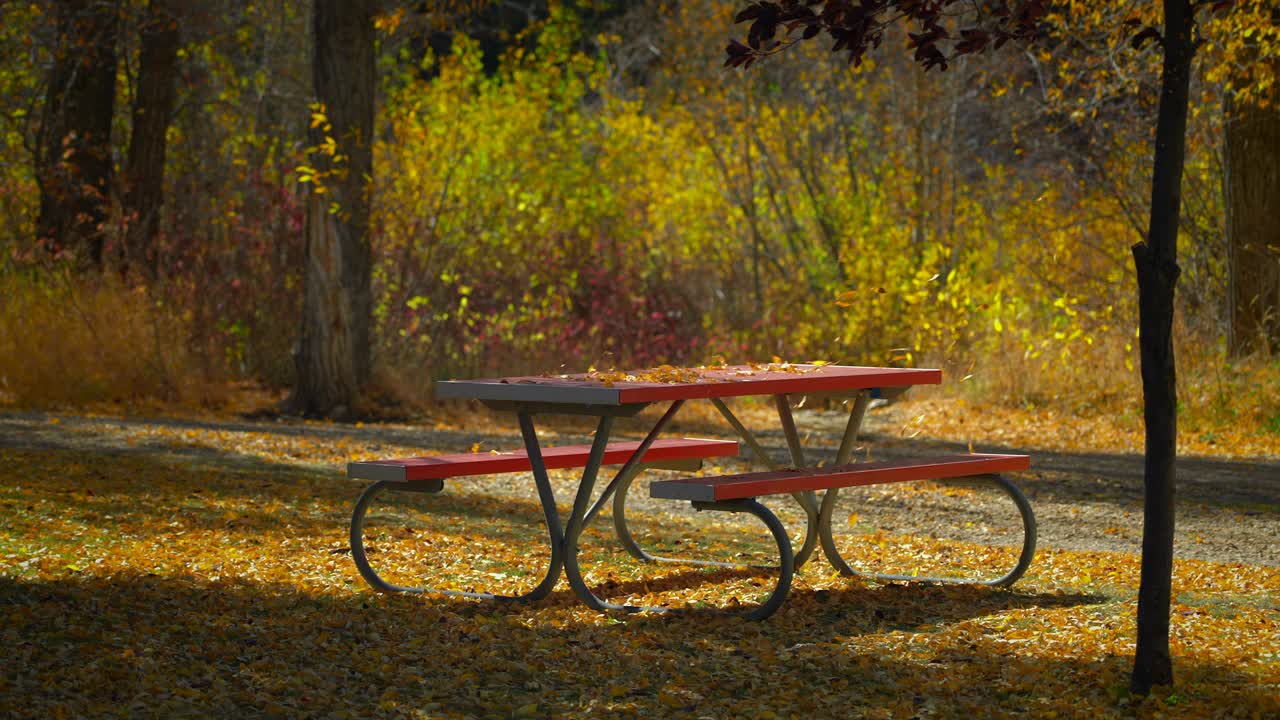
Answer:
[1224,85,1280,357]
[1130,0,1193,696]
[36,0,118,270]
[291,0,376,418]
[122,0,181,279]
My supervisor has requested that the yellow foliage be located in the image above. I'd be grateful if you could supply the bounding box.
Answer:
[367,1,1234,417]
[1203,0,1280,107]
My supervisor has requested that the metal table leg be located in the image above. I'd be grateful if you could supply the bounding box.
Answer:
[611,471,783,571]
[559,415,631,611]
[584,400,685,533]
[598,401,764,567]
[817,473,1037,587]
[689,498,795,620]
[773,393,821,567]
[609,396,792,568]
[349,412,567,601]
[557,414,793,619]
[835,392,871,466]
[613,393,872,571]
[704,394,853,569]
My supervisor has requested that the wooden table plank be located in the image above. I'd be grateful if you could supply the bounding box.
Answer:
[650,453,1032,501]
[435,364,941,405]
[348,437,739,483]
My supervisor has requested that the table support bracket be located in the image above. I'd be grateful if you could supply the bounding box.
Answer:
[773,393,821,567]
[709,397,779,470]
[817,473,1037,587]
[584,399,685,529]
[835,392,871,465]
[558,416,793,619]
[612,397,792,568]
[618,393,875,573]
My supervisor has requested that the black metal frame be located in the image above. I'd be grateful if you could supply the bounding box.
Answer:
[817,473,1037,587]
[349,387,1036,621]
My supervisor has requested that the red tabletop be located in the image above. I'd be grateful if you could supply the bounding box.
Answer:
[435,364,941,405]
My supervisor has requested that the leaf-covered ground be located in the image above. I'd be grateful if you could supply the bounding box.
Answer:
[1,405,1277,718]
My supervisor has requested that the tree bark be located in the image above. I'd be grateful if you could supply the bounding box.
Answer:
[1224,85,1280,357]
[122,0,181,279]
[291,0,376,418]
[36,0,118,270]
[1130,0,1193,696]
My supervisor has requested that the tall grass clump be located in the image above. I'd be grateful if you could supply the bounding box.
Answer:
[0,268,226,408]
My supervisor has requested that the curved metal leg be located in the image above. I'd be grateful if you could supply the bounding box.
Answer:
[616,391,873,573]
[789,490,821,568]
[612,467,658,562]
[584,400,685,533]
[611,468,785,573]
[818,473,1037,587]
[571,497,795,620]
[703,396,823,569]
[350,479,563,601]
[605,400,765,566]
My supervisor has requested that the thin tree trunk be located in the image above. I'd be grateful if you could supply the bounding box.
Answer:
[36,0,118,270]
[1130,0,1193,695]
[122,0,180,279]
[291,0,376,418]
[1224,85,1280,357]
[910,63,927,255]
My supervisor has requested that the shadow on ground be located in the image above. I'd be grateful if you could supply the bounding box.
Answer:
[4,413,1278,717]
[3,572,1274,719]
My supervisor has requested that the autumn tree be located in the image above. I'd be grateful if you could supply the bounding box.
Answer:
[723,0,1210,694]
[30,0,183,276]
[35,0,118,269]
[290,0,378,418]
[291,0,501,417]
[1220,2,1279,356]
[122,0,181,278]
[1225,86,1280,356]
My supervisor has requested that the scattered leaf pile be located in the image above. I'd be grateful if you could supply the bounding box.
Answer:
[0,420,1274,712]
[583,364,708,386]
[574,361,817,388]
[2,414,1277,719]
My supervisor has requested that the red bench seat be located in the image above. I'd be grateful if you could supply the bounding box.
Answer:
[348,437,740,484]
[649,453,1031,502]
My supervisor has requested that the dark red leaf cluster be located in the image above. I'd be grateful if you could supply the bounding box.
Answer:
[726,1,1049,71]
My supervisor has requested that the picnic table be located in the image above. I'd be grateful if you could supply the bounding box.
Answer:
[348,364,1035,619]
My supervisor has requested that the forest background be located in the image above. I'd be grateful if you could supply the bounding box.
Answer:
[0,0,1277,452]
[1,1,1279,714]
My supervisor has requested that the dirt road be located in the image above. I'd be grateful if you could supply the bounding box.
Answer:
[2,406,1276,567]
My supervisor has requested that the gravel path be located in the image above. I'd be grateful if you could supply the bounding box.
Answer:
[3,406,1277,567]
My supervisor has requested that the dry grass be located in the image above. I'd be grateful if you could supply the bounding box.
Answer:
[1,266,1276,454]
[0,271,227,409]
[935,319,1280,449]
[951,326,1137,413]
